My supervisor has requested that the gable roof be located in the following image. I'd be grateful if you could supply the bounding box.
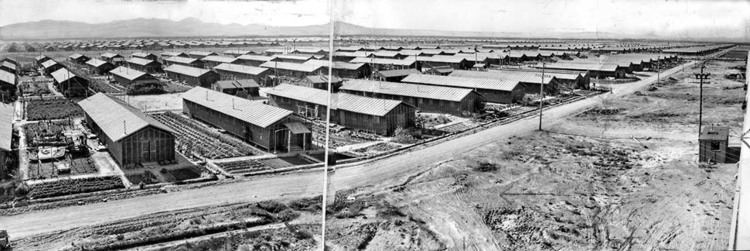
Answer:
[101,52,122,59]
[164,64,213,77]
[109,66,154,81]
[182,87,292,128]
[305,75,342,84]
[78,93,174,142]
[266,84,405,117]
[341,79,474,102]
[401,73,518,91]
[213,63,268,76]
[303,59,366,71]
[164,56,199,65]
[126,57,159,66]
[0,69,15,85]
[86,58,112,68]
[236,54,274,62]
[69,53,88,60]
[132,52,157,59]
[0,103,13,151]
[259,61,323,73]
[215,79,259,90]
[50,68,80,83]
[349,57,417,66]
[201,55,238,64]
[41,59,59,69]
[449,70,555,84]
[375,69,421,78]
[188,51,218,57]
[161,51,188,58]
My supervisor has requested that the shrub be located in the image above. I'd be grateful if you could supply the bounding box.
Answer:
[257,200,287,213]
[475,161,498,172]
[392,127,418,144]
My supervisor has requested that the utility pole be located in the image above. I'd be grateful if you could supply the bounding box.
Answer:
[538,62,545,131]
[694,64,710,137]
[656,55,660,84]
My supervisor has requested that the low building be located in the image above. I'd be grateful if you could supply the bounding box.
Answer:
[699,126,730,163]
[417,55,473,70]
[373,69,421,82]
[449,70,563,96]
[0,70,17,103]
[214,79,260,98]
[0,103,12,177]
[85,58,116,75]
[401,73,526,104]
[213,63,269,85]
[50,68,89,97]
[35,55,51,65]
[40,60,64,76]
[259,61,325,79]
[303,59,371,79]
[235,55,274,67]
[299,75,343,92]
[163,56,205,68]
[79,93,176,168]
[266,84,416,135]
[350,57,419,71]
[164,64,219,87]
[540,62,627,78]
[160,51,189,59]
[0,61,16,75]
[68,54,90,65]
[101,52,125,65]
[187,51,218,59]
[340,79,483,116]
[109,66,161,90]
[126,57,163,73]
[182,87,310,152]
[271,54,315,64]
[200,56,239,68]
[132,52,159,61]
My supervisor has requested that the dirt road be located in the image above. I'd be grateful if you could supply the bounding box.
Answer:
[0,61,695,240]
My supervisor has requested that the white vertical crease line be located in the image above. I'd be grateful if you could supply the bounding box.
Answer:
[320,0,335,249]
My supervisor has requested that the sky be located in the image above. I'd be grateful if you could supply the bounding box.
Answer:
[0,0,748,40]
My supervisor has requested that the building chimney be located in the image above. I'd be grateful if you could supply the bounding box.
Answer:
[123,120,127,134]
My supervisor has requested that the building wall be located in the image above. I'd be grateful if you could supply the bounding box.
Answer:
[58,77,89,97]
[85,115,175,167]
[183,100,283,150]
[89,64,115,75]
[340,90,483,116]
[337,103,415,135]
[266,95,330,121]
[235,59,266,67]
[699,139,728,163]
[129,62,162,73]
[214,69,268,84]
[267,94,414,135]
[166,71,219,88]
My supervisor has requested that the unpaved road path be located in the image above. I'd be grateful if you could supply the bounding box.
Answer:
[0,61,695,240]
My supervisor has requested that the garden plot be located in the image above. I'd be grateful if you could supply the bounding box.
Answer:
[25,176,125,199]
[121,154,208,185]
[26,98,84,121]
[151,112,261,160]
[215,156,319,176]
[18,76,52,96]
[309,120,380,149]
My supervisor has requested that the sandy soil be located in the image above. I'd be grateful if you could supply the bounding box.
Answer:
[338,60,743,250]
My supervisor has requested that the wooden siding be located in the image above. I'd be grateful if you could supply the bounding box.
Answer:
[86,114,175,167]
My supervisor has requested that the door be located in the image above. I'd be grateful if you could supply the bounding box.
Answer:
[141,140,151,161]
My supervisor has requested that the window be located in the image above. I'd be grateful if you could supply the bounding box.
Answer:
[710,142,721,151]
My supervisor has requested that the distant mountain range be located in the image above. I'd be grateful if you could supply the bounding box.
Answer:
[0,18,742,42]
